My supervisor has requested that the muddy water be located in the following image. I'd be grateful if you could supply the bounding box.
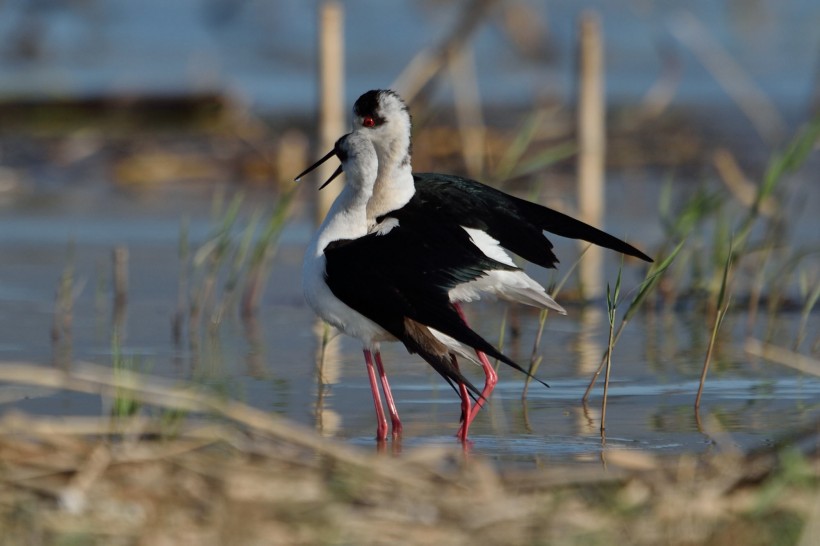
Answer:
[1,177,818,464]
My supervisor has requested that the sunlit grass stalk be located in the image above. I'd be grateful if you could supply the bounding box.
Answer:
[695,240,733,409]
[582,240,684,401]
[600,266,622,436]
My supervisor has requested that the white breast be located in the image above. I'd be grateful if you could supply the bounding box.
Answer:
[303,238,395,347]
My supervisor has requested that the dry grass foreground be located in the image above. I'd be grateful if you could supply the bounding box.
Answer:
[0,362,817,546]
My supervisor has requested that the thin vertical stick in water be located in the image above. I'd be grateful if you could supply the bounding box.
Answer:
[695,243,732,409]
[600,268,621,436]
[315,1,345,224]
[582,241,683,401]
[112,246,129,343]
[112,246,128,308]
[576,11,605,301]
[172,218,189,345]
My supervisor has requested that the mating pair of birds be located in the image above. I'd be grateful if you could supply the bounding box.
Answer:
[299,89,652,442]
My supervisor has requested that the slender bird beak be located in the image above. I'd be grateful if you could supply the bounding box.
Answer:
[293,147,336,182]
[318,165,344,190]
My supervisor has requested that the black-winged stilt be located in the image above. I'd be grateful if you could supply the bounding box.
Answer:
[303,89,653,438]
[300,132,537,441]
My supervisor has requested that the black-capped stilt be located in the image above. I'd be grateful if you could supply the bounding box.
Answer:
[300,132,536,442]
[304,89,653,439]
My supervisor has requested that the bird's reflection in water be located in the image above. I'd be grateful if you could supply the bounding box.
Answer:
[313,319,342,438]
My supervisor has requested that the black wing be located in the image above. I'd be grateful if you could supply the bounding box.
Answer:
[410,173,653,268]
[324,216,539,393]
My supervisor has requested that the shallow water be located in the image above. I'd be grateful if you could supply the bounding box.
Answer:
[1,173,817,465]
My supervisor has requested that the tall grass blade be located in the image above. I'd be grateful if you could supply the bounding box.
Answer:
[734,118,820,252]
[600,265,622,436]
[583,240,684,401]
[695,239,733,409]
[507,142,577,180]
[492,107,553,182]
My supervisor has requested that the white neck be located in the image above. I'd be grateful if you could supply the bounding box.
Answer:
[367,161,414,225]
[314,183,370,254]
[366,143,415,225]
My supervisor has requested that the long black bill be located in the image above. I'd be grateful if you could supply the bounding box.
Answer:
[294,147,336,182]
[319,165,344,190]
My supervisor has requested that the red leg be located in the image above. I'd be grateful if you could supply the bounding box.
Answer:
[453,303,498,435]
[469,351,498,424]
[452,355,472,442]
[363,349,388,441]
[374,350,402,437]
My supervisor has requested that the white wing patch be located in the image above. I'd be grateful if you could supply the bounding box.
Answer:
[462,227,516,266]
[455,227,566,314]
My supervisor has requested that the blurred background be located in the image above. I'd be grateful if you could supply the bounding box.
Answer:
[0,0,818,455]
[1,0,816,113]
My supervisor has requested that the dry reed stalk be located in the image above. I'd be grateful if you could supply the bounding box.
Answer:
[695,244,732,409]
[712,148,776,217]
[112,246,128,309]
[315,0,345,223]
[744,338,820,377]
[171,218,189,345]
[0,362,429,487]
[0,404,817,545]
[576,10,605,300]
[276,129,308,191]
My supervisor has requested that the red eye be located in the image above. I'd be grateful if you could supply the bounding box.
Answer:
[362,116,375,128]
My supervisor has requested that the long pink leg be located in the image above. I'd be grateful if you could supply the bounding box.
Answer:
[363,349,388,441]
[468,351,497,423]
[374,351,402,436]
[452,355,472,442]
[454,303,498,438]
